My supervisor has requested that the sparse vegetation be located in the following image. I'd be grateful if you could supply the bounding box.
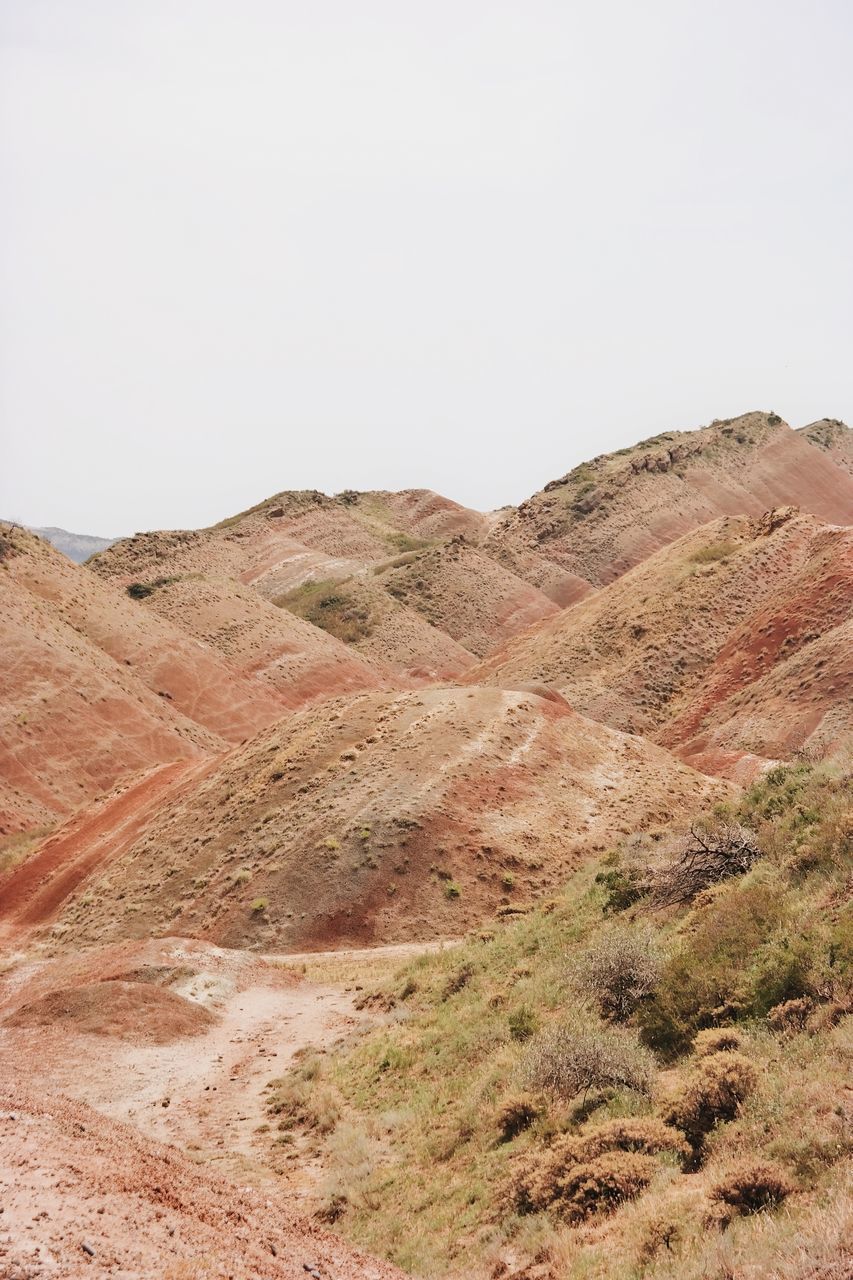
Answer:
[274,578,376,644]
[258,763,850,1277]
[689,540,737,565]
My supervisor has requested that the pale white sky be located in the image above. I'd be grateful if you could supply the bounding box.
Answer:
[2,1,852,535]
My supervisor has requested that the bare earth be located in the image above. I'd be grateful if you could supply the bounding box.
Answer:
[0,937,424,1279]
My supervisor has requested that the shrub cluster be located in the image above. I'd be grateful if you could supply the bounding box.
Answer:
[510,1118,685,1220]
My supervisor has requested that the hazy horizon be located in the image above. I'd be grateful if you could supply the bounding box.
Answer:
[2,1,852,535]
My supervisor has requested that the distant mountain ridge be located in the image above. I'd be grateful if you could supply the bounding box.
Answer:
[12,525,118,563]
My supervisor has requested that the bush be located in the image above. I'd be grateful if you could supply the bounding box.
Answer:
[595,865,645,913]
[250,897,268,914]
[690,540,737,565]
[653,822,761,906]
[523,1024,655,1101]
[511,1149,656,1220]
[267,1074,340,1135]
[666,1051,757,1162]
[126,576,178,600]
[574,925,661,1022]
[708,1161,794,1217]
[495,1094,540,1142]
[639,875,791,1057]
[767,996,814,1036]
[692,1028,745,1057]
[567,1117,688,1162]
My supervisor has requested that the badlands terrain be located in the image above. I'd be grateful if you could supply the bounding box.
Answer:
[0,410,851,1279]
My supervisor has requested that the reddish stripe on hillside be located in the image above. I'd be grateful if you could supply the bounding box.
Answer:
[0,758,218,929]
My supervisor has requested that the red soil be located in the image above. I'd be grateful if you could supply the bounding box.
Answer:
[5,979,215,1043]
[473,509,853,777]
[0,1085,404,1279]
[0,759,217,932]
[25,687,724,953]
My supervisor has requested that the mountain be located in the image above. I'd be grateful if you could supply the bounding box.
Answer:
[1,410,851,1280]
[473,507,853,780]
[25,525,117,562]
[1,686,723,950]
[484,410,853,598]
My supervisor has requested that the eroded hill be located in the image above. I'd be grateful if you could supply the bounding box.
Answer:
[6,687,723,951]
[473,508,853,779]
[485,411,853,596]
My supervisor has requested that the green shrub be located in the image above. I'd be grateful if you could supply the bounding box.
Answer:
[639,874,790,1057]
[508,1004,538,1042]
[251,897,268,914]
[595,865,645,913]
[126,576,179,599]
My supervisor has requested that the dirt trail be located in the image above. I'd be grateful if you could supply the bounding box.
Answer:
[0,939,444,1190]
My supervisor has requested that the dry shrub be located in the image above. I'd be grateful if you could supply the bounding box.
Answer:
[496,1093,540,1142]
[442,964,473,999]
[575,1116,689,1162]
[767,996,814,1036]
[509,1117,685,1218]
[666,1051,757,1161]
[709,1160,794,1218]
[654,822,761,906]
[512,1149,656,1221]
[523,1023,656,1101]
[574,925,661,1022]
[693,1027,745,1057]
[635,1214,682,1264]
[267,1068,340,1135]
[806,999,850,1034]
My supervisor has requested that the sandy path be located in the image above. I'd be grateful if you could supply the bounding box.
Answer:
[0,939,447,1190]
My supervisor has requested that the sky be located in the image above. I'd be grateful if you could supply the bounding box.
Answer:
[1,1,852,535]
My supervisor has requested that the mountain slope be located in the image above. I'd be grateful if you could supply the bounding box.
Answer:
[473,508,853,778]
[0,529,288,834]
[8,687,724,951]
[485,411,853,596]
[89,488,518,671]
